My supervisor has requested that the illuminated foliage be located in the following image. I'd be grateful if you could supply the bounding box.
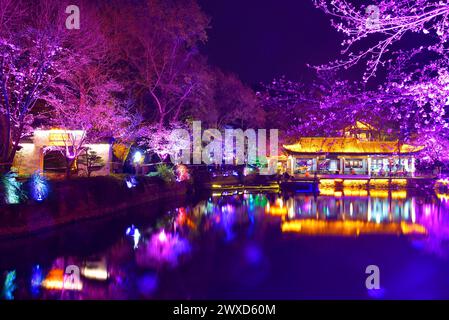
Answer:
[0,171,26,204]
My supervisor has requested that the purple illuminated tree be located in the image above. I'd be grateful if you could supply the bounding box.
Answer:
[190,68,264,129]
[0,0,106,173]
[260,72,388,142]
[0,0,65,173]
[313,0,449,80]
[44,63,132,178]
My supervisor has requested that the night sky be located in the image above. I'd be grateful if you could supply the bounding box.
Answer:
[198,0,343,86]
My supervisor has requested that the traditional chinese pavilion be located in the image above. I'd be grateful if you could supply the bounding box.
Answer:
[283,121,423,177]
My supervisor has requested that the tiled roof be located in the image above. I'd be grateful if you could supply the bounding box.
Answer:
[283,137,423,154]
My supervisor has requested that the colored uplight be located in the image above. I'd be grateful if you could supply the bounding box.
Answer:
[243,166,254,176]
[133,151,143,164]
[175,164,190,182]
[2,270,16,300]
[31,265,43,295]
[126,225,141,249]
[29,171,49,202]
[158,230,168,242]
[125,175,138,188]
[1,172,23,204]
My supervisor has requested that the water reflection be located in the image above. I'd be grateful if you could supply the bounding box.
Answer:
[2,189,449,299]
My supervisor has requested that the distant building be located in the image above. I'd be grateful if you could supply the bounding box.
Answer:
[283,121,423,177]
[13,129,113,176]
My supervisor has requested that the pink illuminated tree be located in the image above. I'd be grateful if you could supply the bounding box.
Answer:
[260,72,389,142]
[44,63,133,178]
[0,0,107,173]
[0,0,66,173]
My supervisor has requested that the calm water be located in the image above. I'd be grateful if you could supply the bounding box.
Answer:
[2,189,449,299]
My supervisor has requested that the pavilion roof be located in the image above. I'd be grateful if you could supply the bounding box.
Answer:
[283,137,423,155]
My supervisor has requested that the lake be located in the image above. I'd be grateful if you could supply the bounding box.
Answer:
[1,189,449,299]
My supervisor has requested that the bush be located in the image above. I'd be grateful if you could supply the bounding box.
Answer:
[0,172,27,204]
[154,164,175,183]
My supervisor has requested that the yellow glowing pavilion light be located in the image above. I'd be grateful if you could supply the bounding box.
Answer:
[281,219,427,236]
[369,179,389,188]
[391,190,407,199]
[343,189,368,197]
[437,193,449,202]
[266,206,288,216]
[211,184,279,191]
[437,178,449,186]
[319,179,336,189]
[334,191,343,197]
[41,269,83,291]
[319,188,336,196]
[369,189,389,198]
[342,179,368,188]
[391,179,407,187]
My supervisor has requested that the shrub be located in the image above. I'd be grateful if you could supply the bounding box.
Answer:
[155,164,175,183]
[0,172,27,204]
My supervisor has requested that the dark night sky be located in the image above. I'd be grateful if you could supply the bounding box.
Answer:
[198,0,344,86]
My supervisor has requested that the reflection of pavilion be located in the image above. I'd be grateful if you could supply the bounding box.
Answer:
[281,219,427,236]
[283,121,423,177]
[278,191,427,236]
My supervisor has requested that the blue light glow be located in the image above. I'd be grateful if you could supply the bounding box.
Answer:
[29,171,49,202]
[125,175,138,188]
[126,225,141,249]
[2,270,16,300]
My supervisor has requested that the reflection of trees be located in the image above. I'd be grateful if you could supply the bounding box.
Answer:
[135,231,191,268]
[417,201,449,258]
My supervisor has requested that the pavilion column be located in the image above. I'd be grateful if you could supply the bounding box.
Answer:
[367,157,371,176]
[340,158,344,175]
[38,147,44,172]
[411,156,415,177]
[288,156,295,175]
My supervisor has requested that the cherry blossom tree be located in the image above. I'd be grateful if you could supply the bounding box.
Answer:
[190,68,264,129]
[44,62,132,178]
[313,0,449,80]
[0,0,106,173]
[379,50,449,168]
[0,0,64,173]
[260,72,388,142]
[103,0,210,128]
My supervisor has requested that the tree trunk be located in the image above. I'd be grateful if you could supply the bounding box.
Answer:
[65,158,75,179]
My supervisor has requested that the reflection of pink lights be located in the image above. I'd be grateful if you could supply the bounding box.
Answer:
[425,205,431,217]
[158,230,167,242]
[136,231,191,268]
